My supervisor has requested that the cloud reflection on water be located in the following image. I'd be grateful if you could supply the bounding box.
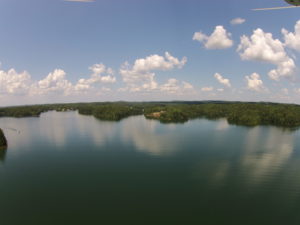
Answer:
[0,118,34,150]
[39,111,70,146]
[37,111,117,148]
[215,119,230,131]
[120,116,181,156]
[241,126,294,187]
[0,111,117,154]
[189,123,300,195]
[1,111,299,191]
[72,112,116,147]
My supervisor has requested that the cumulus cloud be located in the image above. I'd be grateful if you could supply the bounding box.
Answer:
[119,52,187,92]
[160,79,180,93]
[0,69,31,95]
[282,20,300,51]
[201,87,214,92]
[0,62,117,100]
[214,73,231,87]
[237,28,296,81]
[245,73,265,92]
[33,69,73,95]
[89,63,106,75]
[230,18,246,25]
[182,81,194,90]
[130,52,186,72]
[0,58,195,105]
[74,63,116,91]
[193,26,233,49]
[160,79,194,94]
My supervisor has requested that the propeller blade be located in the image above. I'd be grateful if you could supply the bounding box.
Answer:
[253,6,299,11]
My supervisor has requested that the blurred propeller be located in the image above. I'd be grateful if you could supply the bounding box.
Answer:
[253,6,298,11]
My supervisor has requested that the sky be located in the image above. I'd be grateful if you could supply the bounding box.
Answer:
[1,0,300,106]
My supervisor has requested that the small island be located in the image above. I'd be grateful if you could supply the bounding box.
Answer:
[0,128,7,150]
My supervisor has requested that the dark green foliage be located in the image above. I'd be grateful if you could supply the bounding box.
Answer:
[77,103,143,121]
[144,102,300,128]
[0,128,7,148]
[0,104,74,118]
[1,101,300,128]
[0,102,145,121]
[158,106,188,123]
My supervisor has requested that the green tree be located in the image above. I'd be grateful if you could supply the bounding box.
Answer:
[0,128,7,148]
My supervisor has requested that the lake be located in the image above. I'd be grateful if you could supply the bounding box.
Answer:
[1,111,300,225]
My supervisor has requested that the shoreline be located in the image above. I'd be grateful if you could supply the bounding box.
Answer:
[0,101,300,128]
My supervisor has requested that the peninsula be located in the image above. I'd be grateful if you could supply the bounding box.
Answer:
[1,101,300,128]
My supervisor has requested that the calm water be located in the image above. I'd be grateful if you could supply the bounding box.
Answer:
[1,111,300,225]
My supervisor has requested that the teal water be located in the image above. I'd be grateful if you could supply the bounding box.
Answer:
[1,111,300,225]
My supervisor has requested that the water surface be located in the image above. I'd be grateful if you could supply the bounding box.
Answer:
[1,111,300,225]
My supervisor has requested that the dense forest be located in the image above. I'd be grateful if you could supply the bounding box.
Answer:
[1,101,300,128]
[144,102,300,127]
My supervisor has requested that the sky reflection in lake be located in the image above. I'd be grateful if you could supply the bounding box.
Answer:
[1,111,300,225]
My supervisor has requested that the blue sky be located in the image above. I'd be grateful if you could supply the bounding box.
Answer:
[1,0,300,105]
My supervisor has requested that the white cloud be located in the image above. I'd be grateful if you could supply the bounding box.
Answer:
[89,63,106,75]
[0,62,117,100]
[0,68,31,95]
[245,73,265,92]
[74,63,116,91]
[282,20,300,51]
[160,79,180,93]
[201,86,214,92]
[193,26,233,49]
[182,81,194,90]
[214,73,231,87]
[131,52,186,72]
[0,59,195,105]
[34,69,73,95]
[237,28,296,81]
[160,79,195,94]
[119,52,187,92]
[230,18,246,25]
[192,32,207,43]
[100,75,116,83]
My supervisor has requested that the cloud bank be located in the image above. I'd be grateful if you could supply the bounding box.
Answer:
[119,52,188,93]
[237,28,296,81]
[0,63,115,98]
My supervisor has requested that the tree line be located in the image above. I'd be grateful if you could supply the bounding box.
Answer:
[1,101,300,128]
